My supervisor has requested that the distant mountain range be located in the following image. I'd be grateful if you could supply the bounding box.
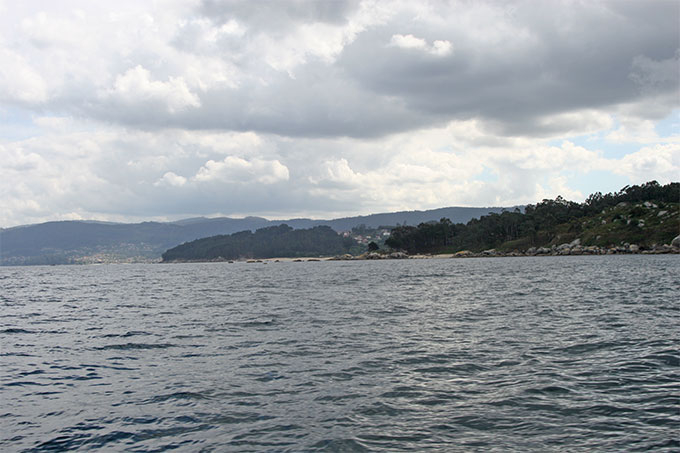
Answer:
[0,206,512,265]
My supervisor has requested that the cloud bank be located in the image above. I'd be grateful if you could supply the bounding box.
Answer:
[0,0,678,226]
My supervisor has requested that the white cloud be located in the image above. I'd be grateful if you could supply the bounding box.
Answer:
[108,65,201,112]
[194,156,289,184]
[390,33,452,56]
[155,171,187,187]
[612,143,680,183]
[0,48,48,103]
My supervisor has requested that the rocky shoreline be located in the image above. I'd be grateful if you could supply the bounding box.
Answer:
[330,236,680,260]
[163,236,680,263]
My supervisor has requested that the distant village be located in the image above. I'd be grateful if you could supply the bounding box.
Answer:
[342,226,392,248]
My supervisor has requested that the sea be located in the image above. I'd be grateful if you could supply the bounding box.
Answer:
[1,255,678,452]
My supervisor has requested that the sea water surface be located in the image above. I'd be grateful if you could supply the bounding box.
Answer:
[1,255,678,452]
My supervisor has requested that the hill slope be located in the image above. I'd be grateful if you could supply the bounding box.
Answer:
[386,181,679,255]
[0,206,508,265]
[162,225,354,262]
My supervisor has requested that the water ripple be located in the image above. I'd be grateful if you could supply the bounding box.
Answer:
[1,256,678,452]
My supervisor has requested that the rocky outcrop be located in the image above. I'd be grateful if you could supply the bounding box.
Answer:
[672,235,680,248]
[330,251,409,260]
[450,241,679,258]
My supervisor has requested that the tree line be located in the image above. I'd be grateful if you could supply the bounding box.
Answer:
[162,224,354,261]
[385,181,679,254]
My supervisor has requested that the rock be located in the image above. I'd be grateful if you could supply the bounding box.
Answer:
[629,244,639,253]
[658,210,668,216]
[453,250,474,258]
[389,252,408,259]
[481,249,497,256]
[672,235,680,248]
[569,238,581,247]
[365,252,384,260]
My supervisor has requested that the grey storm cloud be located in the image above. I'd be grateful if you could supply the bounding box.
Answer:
[338,1,679,136]
[73,0,678,140]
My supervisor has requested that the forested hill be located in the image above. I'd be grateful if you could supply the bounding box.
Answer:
[386,181,679,254]
[162,225,354,262]
[1,206,507,265]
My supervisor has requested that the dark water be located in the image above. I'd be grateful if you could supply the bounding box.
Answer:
[1,256,678,452]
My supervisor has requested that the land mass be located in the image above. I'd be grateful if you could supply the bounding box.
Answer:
[162,225,354,262]
[0,206,509,265]
[162,181,679,262]
[385,181,679,257]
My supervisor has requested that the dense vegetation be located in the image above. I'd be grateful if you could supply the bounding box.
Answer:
[162,224,354,261]
[386,181,679,254]
[1,207,507,265]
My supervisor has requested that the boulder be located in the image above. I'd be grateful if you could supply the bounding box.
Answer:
[365,252,384,260]
[672,235,680,248]
[569,238,581,247]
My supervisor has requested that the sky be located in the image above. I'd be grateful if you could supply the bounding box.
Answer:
[1,0,678,227]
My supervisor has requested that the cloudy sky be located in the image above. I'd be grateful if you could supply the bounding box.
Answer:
[1,0,678,227]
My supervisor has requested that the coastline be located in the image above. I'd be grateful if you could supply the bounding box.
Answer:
[161,242,680,264]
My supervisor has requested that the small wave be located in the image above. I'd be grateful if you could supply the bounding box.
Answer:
[641,352,679,367]
[100,331,151,338]
[309,438,370,452]
[558,340,627,354]
[230,319,277,327]
[146,391,212,404]
[211,412,274,425]
[18,369,45,377]
[4,381,47,387]
[525,385,573,395]
[94,343,176,351]
[414,363,487,374]
[314,393,363,402]
[53,373,101,382]
[254,371,286,382]
[356,402,410,416]
[0,328,34,334]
